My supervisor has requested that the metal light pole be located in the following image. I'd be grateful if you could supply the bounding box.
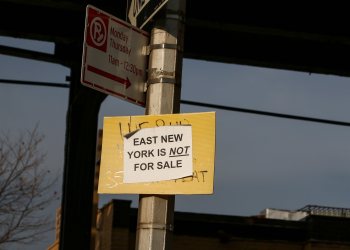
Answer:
[135,0,186,249]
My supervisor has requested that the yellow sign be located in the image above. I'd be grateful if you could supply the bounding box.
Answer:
[98,112,216,194]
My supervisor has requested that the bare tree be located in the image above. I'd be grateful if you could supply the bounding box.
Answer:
[0,126,59,247]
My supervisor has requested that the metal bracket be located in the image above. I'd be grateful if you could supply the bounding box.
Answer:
[144,77,177,92]
[144,43,182,55]
[150,43,178,50]
[148,77,177,84]
[137,223,174,231]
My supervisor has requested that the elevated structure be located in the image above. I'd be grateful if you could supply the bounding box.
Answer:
[1,1,350,77]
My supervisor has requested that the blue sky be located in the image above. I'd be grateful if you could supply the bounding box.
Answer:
[1,36,350,249]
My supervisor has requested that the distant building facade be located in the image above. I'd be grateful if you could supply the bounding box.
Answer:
[94,200,350,250]
[49,200,350,250]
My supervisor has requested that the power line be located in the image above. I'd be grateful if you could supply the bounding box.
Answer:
[1,78,350,127]
[181,100,350,127]
[0,79,69,88]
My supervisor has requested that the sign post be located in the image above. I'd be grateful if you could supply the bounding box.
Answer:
[135,0,186,249]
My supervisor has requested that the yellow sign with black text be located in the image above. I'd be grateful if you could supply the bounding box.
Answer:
[98,112,215,194]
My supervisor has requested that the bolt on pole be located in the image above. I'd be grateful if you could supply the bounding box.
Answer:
[135,0,186,249]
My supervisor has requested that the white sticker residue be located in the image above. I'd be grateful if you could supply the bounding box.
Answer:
[123,125,193,183]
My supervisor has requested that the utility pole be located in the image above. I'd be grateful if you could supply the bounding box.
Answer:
[135,0,186,249]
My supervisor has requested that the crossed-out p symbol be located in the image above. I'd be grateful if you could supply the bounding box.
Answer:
[90,17,106,46]
[86,8,109,52]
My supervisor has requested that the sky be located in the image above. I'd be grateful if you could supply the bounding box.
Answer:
[1,36,350,249]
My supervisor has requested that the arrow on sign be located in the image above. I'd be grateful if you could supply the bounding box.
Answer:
[87,65,132,88]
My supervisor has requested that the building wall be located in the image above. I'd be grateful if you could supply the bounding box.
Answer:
[101,227,350,250]
[173,235,303,250]
[96,200,350,250]
[48,200,350,250]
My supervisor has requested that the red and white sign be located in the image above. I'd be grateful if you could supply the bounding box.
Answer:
[81,5,149,106]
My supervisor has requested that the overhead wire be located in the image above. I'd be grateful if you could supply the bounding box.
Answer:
[1,78,350,127]
[181,100,350,127]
